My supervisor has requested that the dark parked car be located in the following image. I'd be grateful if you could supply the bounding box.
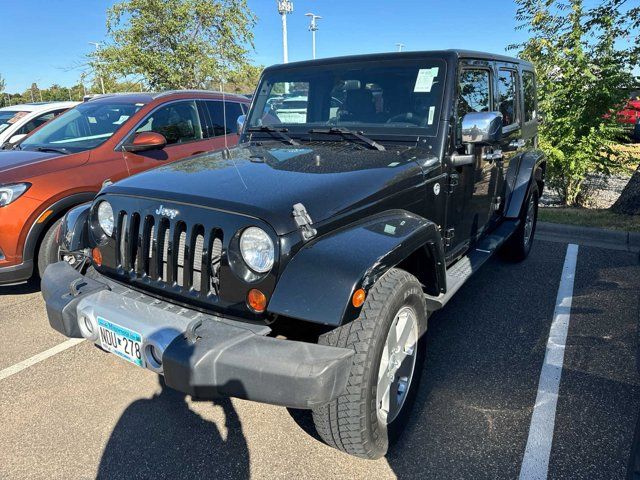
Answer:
[42,50,545,459]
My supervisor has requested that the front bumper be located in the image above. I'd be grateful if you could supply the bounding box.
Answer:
[41,262,353,409]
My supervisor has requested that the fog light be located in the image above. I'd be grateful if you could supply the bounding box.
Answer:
[92,247,102,267]
[145,344,163,370]
[77,314,98,341]
[247,289,267,313]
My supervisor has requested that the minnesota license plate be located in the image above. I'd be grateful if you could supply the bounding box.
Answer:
[97,317,145,367]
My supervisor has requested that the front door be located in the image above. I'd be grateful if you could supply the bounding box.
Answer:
[445,65,499,258]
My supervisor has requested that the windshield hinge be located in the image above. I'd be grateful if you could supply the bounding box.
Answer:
[292,203,317,241]
[443,227,455,247]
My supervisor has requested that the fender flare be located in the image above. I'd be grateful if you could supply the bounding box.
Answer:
[23,192,97,262]
[268,210,446,327]
[504,149,546,219]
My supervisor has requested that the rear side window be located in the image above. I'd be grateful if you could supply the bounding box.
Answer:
[523,71,536,122]
[136,100,203,145]
[204,101,244,136]
[16,112,55,135]
[497,69,519,128]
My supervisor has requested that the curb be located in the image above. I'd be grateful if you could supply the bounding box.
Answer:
[537,222,640,253]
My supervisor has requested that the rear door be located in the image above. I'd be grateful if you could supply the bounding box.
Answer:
[492,62,525,215]
[200,100,245,150]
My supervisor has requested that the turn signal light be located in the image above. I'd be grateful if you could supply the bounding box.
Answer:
[352,288,366,308]
[92,247,103,267]
[247,289,267,313]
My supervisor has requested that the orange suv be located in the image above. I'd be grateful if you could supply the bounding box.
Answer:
[0,90,250,284]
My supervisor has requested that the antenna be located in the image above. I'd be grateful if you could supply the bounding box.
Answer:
[220,79,230,158]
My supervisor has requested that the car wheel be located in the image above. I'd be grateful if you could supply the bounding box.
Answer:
[37,218,62,277]
[502,184,539,262]
[311,268,428,459]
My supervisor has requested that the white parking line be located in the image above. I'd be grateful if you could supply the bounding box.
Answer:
[519,243,579,480]
[0,338,84,382]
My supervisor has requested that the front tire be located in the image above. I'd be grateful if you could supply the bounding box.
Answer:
[37,219,62,277]
[312,268,428,459]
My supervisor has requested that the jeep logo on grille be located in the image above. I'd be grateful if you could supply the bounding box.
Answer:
[155,205,179,219]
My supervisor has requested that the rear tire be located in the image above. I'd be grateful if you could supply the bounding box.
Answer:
[501,184,539,262]
[37,219,62,277]
[311,268,428,459]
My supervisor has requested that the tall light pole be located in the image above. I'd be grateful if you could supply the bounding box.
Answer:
[305,13,322,60]
[277,1,293,64]
[89,42,106,94]
[396,43,405,52]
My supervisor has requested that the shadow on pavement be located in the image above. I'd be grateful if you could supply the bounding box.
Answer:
[97,377,250,480]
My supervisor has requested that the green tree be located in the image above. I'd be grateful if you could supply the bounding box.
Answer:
[91,0,256,90]
[513,0,638,205]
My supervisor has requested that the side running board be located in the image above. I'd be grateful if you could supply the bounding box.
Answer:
[425,219,520,311]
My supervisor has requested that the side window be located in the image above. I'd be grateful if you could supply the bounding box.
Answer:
[204,101,243,136]
[136,100,203,145]
[16,112,56,135]
[458,69,491,121]
[497,69,519,128]
[523,71,536,122]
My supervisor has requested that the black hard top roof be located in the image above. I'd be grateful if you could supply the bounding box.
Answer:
[264,49,534,72]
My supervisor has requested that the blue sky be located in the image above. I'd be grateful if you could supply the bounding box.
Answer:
[0,0,529,92]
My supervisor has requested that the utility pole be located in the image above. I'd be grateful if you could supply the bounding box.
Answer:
[305,13,322,60]
[89,42,106,94]
[396,43,405,52]
[277,1,294,64]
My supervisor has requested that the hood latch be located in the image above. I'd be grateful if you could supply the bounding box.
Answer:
[292,203,317,241]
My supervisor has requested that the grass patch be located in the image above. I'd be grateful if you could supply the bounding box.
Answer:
[539,207,640,232]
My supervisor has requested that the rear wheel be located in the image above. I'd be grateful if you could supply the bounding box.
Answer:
[312,268,428,459]
[502,184,539,262]
[37,219,62,277]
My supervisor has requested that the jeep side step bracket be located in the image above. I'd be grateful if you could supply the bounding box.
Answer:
[425,219,520,311]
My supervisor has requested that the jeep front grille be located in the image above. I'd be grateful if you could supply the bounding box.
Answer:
[115,211,223,296]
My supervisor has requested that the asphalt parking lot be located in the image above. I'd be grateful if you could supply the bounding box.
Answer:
[0,238,638,480]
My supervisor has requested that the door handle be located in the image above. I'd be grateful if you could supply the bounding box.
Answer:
[509,139,526,148]
[483,150,503,162]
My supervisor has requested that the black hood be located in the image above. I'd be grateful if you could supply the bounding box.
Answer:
[104,143,433,235]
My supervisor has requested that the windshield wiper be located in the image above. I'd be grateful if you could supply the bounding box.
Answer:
[308,127,385,151]
[246,126,300,146]
[34,146,70,155]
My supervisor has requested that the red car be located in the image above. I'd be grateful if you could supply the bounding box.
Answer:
[0,91,250,285]
[618,90,640,141]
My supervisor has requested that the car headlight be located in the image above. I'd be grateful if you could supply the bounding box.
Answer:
[0,183,30,207]
[97,201,114,237]
[240,227,274,273]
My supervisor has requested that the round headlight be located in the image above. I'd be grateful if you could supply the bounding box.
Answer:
[240,227,274,273]
[97,201,114,237]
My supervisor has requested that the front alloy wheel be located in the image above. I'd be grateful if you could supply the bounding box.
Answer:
[312,268,428,459]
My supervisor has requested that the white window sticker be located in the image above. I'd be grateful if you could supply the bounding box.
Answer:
[428,106,436,125]
[414,67,439,93]
[88,116,97,124]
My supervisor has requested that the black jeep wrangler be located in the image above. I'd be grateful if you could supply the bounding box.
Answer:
[43,50,545,459]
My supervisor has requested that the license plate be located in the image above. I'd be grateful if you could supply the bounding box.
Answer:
[97,317,145,367]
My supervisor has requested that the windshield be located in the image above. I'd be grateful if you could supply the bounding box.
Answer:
[247,59,446,138]
[20,101,144,153]
[0,110,28,134]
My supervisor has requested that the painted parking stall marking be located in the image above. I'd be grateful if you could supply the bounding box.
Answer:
[0,338,84,382]
[519,243,579,480]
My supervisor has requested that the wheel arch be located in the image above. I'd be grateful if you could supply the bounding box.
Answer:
[268,210,446,327]
[23,192,98,265]
[504,149,546,219]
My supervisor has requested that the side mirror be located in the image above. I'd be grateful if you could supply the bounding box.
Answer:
[236,114,246,136]
[122,131,167,153]
[8,134,27,145]
[461,112,503,145]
